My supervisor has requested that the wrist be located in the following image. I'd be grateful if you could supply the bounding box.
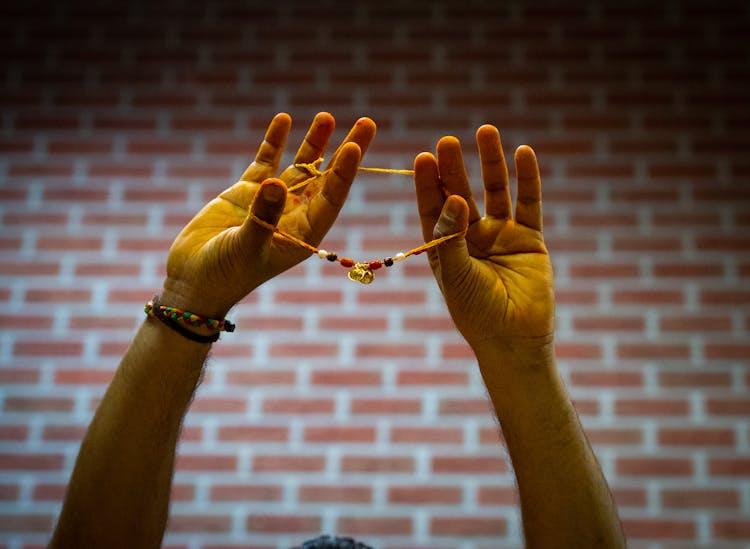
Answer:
[473,335,557,393]
[160,279,232,319]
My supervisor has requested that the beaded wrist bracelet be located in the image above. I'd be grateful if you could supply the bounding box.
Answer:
[145,295,235,343]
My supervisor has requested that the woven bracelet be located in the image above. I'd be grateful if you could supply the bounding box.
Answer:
[145,295,235,344]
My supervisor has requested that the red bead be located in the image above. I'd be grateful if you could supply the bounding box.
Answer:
[368,260,383,270]
[340,257,355,268]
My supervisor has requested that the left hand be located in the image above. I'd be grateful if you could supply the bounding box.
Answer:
[162,112,377,317]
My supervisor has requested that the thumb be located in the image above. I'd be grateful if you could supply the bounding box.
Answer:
[238,178,287,252]
[433,195,471,285]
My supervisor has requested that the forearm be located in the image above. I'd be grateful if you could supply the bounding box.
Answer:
[49,317,210,549]
[475,343,625,549]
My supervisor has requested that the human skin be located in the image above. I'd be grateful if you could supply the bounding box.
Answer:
[413,126,626,548]
[48,112,376,549]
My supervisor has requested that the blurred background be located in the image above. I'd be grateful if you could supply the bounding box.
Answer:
[1,1,749,548]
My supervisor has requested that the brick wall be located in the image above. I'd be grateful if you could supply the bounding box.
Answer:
[1,1,749,548]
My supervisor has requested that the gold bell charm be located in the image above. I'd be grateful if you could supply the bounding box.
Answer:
[347,263,375,284]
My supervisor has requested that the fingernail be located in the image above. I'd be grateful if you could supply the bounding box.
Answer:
[263,183,284,203]
[444,198,461,222]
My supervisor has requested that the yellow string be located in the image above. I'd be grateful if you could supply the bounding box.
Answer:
[287,158,414,193]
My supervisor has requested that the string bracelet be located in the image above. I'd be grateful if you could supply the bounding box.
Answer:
[145,295,235,343]
[287,158,415,193]
[250,214,464,284]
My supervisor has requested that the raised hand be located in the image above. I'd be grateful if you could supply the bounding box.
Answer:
[162,112,377,317]
[414,125,554,353]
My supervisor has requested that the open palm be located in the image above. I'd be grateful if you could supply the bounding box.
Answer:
[414,126,554,351]
[162,112,376,318]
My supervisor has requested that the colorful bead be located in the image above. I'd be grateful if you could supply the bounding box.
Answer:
[368,260,383,270]
[340,257,355,268]
[384,257,394,267]
[317,249,329,258]
[393,252,406,261]
[326,252,338,261]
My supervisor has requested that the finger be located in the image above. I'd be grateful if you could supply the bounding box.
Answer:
[240,113,292,182]
[325,116,377,169]
[433,195,472,288]
[436,136,482,224]
[414,152,445,244]
[305,142,361,245]
[514,145,543,231]
[292,111,336,165]
[477,125,512,219]
[237,179,287,252]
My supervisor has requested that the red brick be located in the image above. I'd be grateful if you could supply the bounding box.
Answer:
[311,370,381,386]
[0,514,54,532]
[431,516,506,536]
[269,343,338,358]
[617,343,690,360]
[397,371,469,386]
[0,315,54,329]
[616,399,690,416]
[253,456,325,473]
[0,426,28,441]
[0,454,64,471]
[659,315,732,333]
[225,370,296,386]
[167,515,232,533]
[33,484,67,502]
[705,343,750,360]
[190,396,247,414]
[0,369,40,384]
[25,289,90,303]
[14,341,83,357]
[341,456,414,473]
[569,264,640,279]
[337,517,412,536]
[304,426,376,443]
[299,485,373,504]
[391,427,463,444]
[54,369,115,385]
[247,515,321,533]
[706,399,750,416]
[388,486,462,504]
[612,290,684,305]
[438,399,493,416]
[42,425,87,441]
[587,428,643,445]
[573,316,644,332]
[263,398,334,415]
[477,487,518,506]
[3,398,70,414]
[554,342,602,360]
[210,484,282,502]
[350,399,421,415]
[713,520,750,539]
[612,488,648,507]
[36,237,102,251]
[275,290,342,304]
[658,428,735,447]
[175,455,237,472]
[622,518,695,539]
[661,488,739,509]
[709,458,750,476]
[0,262,58,276]
[616,457,693,477]
[432,456,507,474]
[217,426,288,442]
[659,372,732,388]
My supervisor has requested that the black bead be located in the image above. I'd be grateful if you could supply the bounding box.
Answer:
[326,253,338,261]
[384,257,394,267]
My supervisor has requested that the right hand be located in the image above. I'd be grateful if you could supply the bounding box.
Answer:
[413,125,555,354]
[162,112,377,318]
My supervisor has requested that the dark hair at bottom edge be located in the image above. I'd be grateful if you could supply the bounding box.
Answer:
[291,534,375,549]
